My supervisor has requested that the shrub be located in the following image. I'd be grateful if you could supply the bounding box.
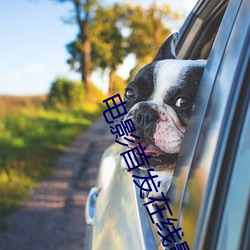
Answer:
[48,77,85,108]
[111,73,126,95]
[90,84,108,103]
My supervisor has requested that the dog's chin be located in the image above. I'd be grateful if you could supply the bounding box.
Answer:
[147,154,178,171]
[140,153,178,171]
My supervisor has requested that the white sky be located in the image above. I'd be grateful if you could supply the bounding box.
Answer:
[0,0,198,95]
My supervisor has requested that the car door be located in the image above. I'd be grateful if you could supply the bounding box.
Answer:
[85,0,236,249]
[168,0,250,249]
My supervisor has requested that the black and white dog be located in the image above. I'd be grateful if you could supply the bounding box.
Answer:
[121,33,206,198]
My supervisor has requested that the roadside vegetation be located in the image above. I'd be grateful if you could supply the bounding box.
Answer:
[0,0,180,231]
[0,81,106,230]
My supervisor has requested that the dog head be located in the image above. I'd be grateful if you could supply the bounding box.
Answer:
[123,33,206,171]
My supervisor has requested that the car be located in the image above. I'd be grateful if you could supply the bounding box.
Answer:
[85,0,250,249]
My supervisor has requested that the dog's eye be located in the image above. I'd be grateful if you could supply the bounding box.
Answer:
[125,89,136,99]
[175,97,192,108]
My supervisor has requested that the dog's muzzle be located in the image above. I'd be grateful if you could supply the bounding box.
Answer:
[134,108,159,132]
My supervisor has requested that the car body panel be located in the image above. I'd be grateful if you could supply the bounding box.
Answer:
[92,144,158,250]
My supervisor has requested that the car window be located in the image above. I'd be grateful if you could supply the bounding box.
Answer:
[216,76,250,250]
[177,0,228,60]
[168,0,250,249]
[144,0,232,248]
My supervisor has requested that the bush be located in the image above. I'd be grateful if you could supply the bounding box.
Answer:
[111,73,126,95]
[0,102,103,229]
[90,84,108,103]
[48,77,85,108]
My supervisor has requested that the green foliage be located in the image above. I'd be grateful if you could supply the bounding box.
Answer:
[109,71,126,95]
[55,0,99,94]
[90,84,108,102]
[0,96,103,230]
[113,75,126,95]
[90,4,126,72]
[66,3,174,87]
[124,4,172,65]
[66,4,126,73]
[48,77,85,108]
[66,39,82,72]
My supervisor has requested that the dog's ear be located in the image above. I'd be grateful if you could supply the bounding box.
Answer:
[153,32,179,61]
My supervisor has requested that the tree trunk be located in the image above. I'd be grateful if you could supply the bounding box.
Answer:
[108,70,116,95]
[81,21,91,98]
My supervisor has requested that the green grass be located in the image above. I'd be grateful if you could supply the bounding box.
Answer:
[0,97,103,230]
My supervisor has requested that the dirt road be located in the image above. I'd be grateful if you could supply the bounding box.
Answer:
[0,117,113,250]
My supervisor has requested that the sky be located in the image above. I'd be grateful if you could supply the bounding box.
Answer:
[0,0,197,96]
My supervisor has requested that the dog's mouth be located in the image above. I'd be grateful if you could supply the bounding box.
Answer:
[131,143,178,168]
[145,146,178,167]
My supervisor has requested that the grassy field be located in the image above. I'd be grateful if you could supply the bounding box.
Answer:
[0,95,103,229]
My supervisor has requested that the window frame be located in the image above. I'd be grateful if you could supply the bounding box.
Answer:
[168,0,250,249]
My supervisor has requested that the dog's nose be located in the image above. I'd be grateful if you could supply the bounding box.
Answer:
[134,109,159,130]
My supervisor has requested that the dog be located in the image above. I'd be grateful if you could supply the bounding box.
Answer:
[121,33,206,198]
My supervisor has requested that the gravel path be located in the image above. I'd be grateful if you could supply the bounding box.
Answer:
[0,117,113,250]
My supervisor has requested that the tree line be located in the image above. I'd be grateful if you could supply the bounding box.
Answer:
[53,0,176,97]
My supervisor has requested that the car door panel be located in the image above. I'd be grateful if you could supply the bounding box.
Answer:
[92,144,158,250]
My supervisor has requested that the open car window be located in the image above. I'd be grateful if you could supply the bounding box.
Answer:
[139,0,232,248]
[177,0,228,60]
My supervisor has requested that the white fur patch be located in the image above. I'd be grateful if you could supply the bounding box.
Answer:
[154,121,183,154]
[152,59,206,104]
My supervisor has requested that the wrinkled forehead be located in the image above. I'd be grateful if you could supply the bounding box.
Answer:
[151,59,206,102]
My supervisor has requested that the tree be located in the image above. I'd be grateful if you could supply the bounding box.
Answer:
[124,4,172,75]
[90,4,127,94]
[54,0,98,97]
[67,4,127,95]
[65,3,174,94]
